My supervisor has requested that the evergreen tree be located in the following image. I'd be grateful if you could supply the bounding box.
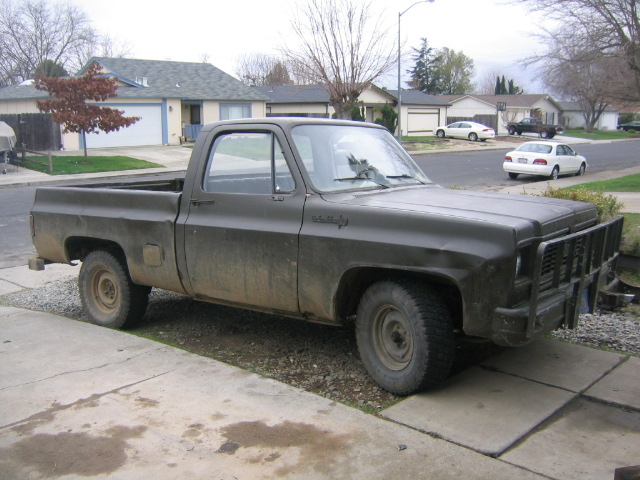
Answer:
[407,38,440,93]
[494,76,501,95]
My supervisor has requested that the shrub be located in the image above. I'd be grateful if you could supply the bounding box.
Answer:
[374,104,398,134]
[536,186,623,222]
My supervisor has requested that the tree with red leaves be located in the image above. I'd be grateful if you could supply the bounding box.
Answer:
[35,62,140,160]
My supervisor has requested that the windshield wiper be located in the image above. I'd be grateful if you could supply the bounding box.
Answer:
[386,174,426,184]
[335,176,391,188]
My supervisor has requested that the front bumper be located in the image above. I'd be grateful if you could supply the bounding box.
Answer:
[490,216,624,347]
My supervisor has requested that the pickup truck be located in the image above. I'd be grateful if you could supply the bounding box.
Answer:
[29,118,623,395]
[507,117,563,139]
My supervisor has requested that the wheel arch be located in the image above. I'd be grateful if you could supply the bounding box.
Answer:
[65,236,126,263]
[334,266,463,330]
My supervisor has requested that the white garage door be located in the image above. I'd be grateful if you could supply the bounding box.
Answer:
[85,104,163,148]
[407,108,440,134]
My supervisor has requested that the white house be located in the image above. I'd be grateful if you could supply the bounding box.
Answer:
[557,101,619,130]
[0,57,269,149]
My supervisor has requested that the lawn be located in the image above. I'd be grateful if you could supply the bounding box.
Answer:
[562,128,638,140]
[567,174,640,192]
[24,155,163,175]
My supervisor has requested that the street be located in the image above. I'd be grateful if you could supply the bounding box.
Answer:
[1,139,638,269]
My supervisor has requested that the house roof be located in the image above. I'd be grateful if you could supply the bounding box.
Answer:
[437,94,563,110]
[385,89,450,106]
[0,57,269,102]
[254,85,330,104]
[253,84,449,107]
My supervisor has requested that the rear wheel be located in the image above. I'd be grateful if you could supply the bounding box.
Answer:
[79,250,150,329]
[550,166,560,180]
[436,129,445,138]
[355,280,455,395]
[468,132,478,141]
[508,172,519,179]
[540,129,550,138]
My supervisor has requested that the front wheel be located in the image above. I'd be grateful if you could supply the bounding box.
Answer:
[468,132,478,141]
[508,126,516,135]
[79,250,150,329]
[575,162,586,176]
[436,129,445,138]
[355,280,455,395]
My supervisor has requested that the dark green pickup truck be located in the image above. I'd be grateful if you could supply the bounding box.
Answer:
[29,118,623,395]
[507,117,563,138]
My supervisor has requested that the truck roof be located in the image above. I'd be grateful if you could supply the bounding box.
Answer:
[200,117,388,134]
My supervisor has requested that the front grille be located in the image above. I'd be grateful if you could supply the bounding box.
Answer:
[525,215,624,337]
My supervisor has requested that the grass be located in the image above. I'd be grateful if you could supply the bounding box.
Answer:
[566,174,640,192]
[24,155,163,175]
[562,128,638,140]
[621,212,640,256]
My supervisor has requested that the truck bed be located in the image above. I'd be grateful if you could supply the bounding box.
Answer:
[31,184,187,294]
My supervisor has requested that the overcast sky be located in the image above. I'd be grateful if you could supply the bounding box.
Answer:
[70,0,547,92]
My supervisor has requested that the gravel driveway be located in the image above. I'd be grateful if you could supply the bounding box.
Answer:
[3,280,638,409]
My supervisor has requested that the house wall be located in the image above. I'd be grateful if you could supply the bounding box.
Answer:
[0,99,41,114]
[560,110,618,130]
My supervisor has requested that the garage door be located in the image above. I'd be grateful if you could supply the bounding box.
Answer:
[84,104,163,148]
[407,108,440,134]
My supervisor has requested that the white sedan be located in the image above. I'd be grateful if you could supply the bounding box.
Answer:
[435,121,495,141]
[503,141,587,180]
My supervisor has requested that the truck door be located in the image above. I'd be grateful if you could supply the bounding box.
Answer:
[181,126,305,314]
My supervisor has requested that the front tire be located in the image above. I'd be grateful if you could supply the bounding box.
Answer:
[508,126,516,135]
[79,250,150,329]
[436,129,445,138]
[355,280,455,395]
[575,162,586,176]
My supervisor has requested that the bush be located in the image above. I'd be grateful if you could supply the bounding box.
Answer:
[537,186,623,222]
[350,105,365,121]
[374,104,398,134]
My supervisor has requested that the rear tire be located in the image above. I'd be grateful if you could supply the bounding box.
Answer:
[550,166,560,180]
[355,280,455,395]
[468,132,478,141]
[508,172,519,179]
[540,129,550,139]
[79,250,150,329]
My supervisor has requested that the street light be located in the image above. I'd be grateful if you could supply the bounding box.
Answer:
[397,0,434,141]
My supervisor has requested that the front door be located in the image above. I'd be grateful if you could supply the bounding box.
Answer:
[182,126,305,313]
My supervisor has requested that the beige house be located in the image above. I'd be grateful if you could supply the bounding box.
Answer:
[0,57,269,149]
[255,84,449,136]
[436,94,563,135]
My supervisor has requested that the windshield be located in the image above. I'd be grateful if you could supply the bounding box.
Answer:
[516,143,553,154]
[291,124,431,192]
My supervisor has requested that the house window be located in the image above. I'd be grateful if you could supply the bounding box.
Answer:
[220,103,252,120]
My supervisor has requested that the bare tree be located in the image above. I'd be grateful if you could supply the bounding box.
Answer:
[235,53,282,86]
[515,0,640,101]
[281,0,396,119]
[0,0,94,85]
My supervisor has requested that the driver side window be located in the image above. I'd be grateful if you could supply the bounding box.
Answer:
[204,132,295,194]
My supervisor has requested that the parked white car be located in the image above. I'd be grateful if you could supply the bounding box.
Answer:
[435,121,495,141]
[503,141,587,180]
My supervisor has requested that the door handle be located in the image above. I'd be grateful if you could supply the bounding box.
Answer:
[270,196,284,202]
[191,199,215,207]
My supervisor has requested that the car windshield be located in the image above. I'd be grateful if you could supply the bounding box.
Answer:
[516,143,553,154]
[291,124,431,192]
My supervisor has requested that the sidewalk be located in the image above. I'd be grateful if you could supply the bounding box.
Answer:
[1,264,639,479]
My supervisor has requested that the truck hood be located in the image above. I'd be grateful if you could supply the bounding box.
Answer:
[322,185,597,239]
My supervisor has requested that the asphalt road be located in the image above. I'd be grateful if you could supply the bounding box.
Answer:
[412,139,640,189]
[1,138,638,269]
